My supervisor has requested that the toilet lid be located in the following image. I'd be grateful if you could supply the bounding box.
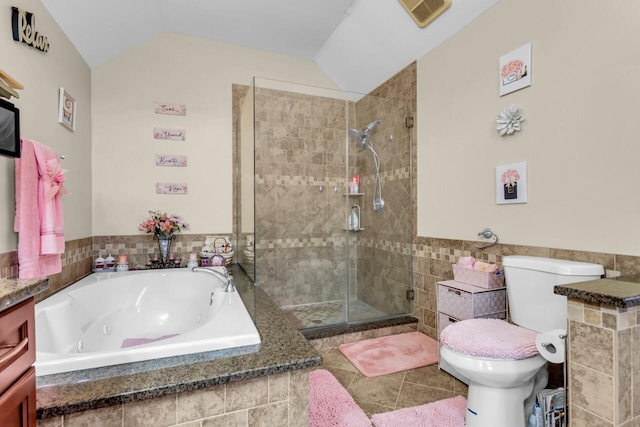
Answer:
[440,319,539,360]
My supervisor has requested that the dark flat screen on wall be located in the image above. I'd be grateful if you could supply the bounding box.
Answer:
[0,98,20,158]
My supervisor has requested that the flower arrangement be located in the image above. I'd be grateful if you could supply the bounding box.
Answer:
[501,169,520,188]
[138,210,189,239]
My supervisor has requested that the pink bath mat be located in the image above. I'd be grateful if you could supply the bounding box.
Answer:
[338,332,439,377]
[309,369,371,427]
[371,395,467,427]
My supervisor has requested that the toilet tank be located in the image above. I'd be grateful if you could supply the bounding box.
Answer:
[503,256,604,333]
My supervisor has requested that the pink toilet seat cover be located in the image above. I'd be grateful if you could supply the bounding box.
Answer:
[440,318,539,360]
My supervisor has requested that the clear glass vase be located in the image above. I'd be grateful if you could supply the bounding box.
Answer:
[155,235,175,264]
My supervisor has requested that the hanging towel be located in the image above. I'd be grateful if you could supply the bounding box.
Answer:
[14,137,68,279]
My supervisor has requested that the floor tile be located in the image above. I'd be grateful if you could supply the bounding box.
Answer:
[347,374,403,408]
[358,401,395,418]
[404,364,455,391]
[322,366,358,389]
[395,382,455,409]
[321,348,358,372]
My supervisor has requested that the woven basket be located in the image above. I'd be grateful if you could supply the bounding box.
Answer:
[452,265,504,289]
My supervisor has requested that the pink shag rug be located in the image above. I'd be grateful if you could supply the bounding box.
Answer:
[338,332,439,377]
[309,369,371,427]
[371,396,467,427]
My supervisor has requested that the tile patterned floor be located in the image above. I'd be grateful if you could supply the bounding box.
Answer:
[281,299,387,329]
[314,346,469,417]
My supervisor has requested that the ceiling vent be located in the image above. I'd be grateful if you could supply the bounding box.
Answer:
[398,0,452,28]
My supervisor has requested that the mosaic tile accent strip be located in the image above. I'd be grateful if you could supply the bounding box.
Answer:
[255,236,345,250]
[358,238,412,255]
[255,237,414,254]
[256,175,346,187]
[360,167,411,184]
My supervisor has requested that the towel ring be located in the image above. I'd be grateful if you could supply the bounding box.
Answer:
[475,228,499,249]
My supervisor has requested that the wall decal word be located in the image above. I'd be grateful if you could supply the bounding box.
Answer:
[12,7,49,52]
[154,127,185,141]
[154,102,186,116]
[156,183,188,194]
[155,155,187,167]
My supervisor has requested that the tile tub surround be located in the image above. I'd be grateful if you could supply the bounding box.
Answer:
[36,266,321,423]
[0,237,93,302]
[93,233,234,271]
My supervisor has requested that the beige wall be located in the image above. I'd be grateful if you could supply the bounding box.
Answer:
[0,0,91,253]
[91,32,339,236]
[417,0,640,256]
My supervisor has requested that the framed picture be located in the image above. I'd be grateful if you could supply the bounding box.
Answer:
[496,162,527,204]
[58,87,76,131]
[0,98,20,158]
[499,43,532,96]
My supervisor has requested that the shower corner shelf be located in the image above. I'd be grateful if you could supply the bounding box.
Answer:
[343,193,364,197]
[343,227,365,231]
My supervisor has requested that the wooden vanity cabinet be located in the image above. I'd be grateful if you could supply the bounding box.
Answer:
[0,298,36,427]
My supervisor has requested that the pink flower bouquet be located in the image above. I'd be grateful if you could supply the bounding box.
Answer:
[138,210,189,239]
[501,169,521,188]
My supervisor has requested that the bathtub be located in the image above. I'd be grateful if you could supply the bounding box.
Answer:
[34,269,260,377]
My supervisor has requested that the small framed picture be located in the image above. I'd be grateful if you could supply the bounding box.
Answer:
[499,43,532,97]
[496,161,527,204]
[58,87,76,131]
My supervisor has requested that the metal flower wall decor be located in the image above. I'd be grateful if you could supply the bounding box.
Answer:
[496,105,525,136]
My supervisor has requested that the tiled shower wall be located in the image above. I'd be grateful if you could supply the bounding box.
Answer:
[354,63,415,315]
[253,87,348,307]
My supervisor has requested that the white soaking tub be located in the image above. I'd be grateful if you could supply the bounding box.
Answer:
[34,269,260,376]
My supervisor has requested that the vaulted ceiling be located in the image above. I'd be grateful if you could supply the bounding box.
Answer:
[40,0,499,94]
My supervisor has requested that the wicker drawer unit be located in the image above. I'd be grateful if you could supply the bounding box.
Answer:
[438,280,506,322]
[437,280,507,384]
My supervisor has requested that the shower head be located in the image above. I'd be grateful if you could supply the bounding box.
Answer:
[348,128,364,141]
[348,118,382,148]
[363,119,381,135]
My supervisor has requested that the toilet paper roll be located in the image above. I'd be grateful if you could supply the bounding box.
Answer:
[535,329,566,364]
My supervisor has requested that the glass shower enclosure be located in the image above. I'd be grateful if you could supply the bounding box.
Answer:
[236,77,413,330]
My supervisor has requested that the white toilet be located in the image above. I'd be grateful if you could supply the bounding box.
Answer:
[439,256,604,427]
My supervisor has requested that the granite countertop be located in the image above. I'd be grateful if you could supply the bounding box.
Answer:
[554,274,640,308]
[0,276,49,310]
[36,266,322,419]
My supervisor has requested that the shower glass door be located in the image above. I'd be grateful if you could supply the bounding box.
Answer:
[251,78,350,329]
[345,91,414,324]
[242,77,413,330]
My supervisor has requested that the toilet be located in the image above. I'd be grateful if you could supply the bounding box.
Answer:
[439,256,604,427]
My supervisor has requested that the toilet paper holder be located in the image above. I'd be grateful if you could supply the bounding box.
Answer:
[539,332,567,353]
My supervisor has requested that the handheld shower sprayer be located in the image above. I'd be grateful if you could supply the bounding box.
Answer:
[348,118,385,212]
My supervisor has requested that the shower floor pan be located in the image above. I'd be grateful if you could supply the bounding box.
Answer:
[281,299,386,329]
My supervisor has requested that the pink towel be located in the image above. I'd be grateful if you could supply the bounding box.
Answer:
[457,256,475,268]
[14,138,68,279]
[441,318,539,360]
[472,261,497,272]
